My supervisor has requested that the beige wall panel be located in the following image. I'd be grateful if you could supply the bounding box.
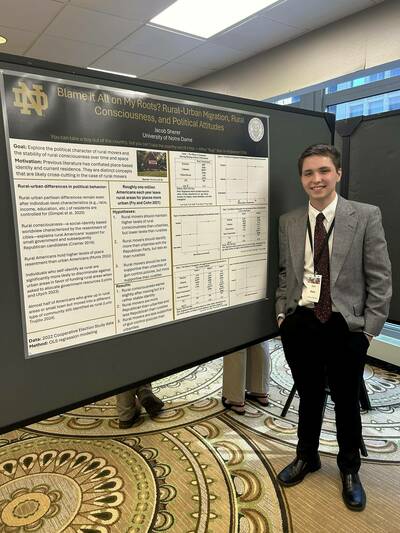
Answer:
[365,1,400,69]
[190,1,400,99]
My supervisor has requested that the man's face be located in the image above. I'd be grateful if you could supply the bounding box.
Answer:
[300,155,342,208]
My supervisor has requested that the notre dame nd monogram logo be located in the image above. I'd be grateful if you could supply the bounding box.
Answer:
[12,81,49,116]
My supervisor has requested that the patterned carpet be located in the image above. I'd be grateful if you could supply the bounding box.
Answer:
[1,340,400,532]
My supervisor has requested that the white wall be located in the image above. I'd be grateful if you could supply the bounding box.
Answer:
[189,0,400,100]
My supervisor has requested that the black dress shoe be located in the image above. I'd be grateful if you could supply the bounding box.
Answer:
[278,456,321,486]
[141,393,165,417]
[340,472,366,511]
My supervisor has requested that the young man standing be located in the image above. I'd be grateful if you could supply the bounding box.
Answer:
[276,144,391,511]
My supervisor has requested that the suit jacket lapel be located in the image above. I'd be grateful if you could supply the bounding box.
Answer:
[331,196,358,287]
[288,208,308,284]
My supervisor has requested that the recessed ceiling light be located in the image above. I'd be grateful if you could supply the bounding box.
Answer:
[150,0,280,38]
[87,67,137,78]
[0,35,7,45]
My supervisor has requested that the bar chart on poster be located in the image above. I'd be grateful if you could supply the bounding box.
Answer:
[1,71,269,357]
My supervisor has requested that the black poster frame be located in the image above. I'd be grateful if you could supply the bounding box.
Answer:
[337,109,400,324]
[0,53,335,433]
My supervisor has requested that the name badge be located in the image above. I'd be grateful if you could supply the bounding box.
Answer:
[304,274,322,303]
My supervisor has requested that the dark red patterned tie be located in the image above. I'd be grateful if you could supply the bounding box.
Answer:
[314,212,332,322]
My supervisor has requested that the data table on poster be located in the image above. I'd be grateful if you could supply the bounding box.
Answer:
[216,155,268,205]
[1,71,269,356]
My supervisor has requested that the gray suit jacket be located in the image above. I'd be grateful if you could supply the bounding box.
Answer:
[276,195,392,336]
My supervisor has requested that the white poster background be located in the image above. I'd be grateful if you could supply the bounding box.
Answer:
[3,78,269,357]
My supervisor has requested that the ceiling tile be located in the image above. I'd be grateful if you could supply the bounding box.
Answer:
[211,15,305,54]
[145,62,214,85]
[0,26,37,55]
[0,0,65,33]
[70,0,175,22]
[0,0,386,91]
[44,5,142,47]
[91,49,166,77]
[26,35,108,67]
[262,0,376,31]
[117,25,203,61]
[177,43,250,71]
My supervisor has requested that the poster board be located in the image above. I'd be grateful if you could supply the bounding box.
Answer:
[2,71,270,357]
[0,54,334,431]
[337,111,399,324]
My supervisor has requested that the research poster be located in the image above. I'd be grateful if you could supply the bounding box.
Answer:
[0,71,269,357]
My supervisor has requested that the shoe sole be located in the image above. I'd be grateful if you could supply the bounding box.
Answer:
[245,392,269,406]
[342,501,366,512]
[221,397,246,415]
[278,464,321,487]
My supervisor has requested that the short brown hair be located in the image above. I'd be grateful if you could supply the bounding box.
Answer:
[298,144,341,175]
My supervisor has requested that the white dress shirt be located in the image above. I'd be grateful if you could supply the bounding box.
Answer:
[298,195,338,308]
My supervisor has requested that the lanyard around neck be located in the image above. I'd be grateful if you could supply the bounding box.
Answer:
[307,216,335,270]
